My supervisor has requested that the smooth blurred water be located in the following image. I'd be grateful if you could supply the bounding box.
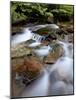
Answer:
[11,28,33,45]
[11,26,45,46]
[11,24,59,46]
[57,41,73,58]
[21,69,50,97]
[33,45,52,57]
[11,25,73,97]
[21,41,73,97]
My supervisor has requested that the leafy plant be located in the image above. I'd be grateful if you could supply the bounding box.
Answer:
[11,2,73,23]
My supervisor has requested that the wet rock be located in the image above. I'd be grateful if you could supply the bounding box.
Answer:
[12,58,25,72]
[24,56,43,72]
[11,43,32,58]
[11,41,43,77]
[11,52,43,98]
[44,44,64,64]
[11,27,24,35]
[66,26,74,33]
[45,34,57,41]
[56,29,68,35]
[59,23,74,34]
[11,79,25,97]
[12,56,43,80]
[11,40,44,89]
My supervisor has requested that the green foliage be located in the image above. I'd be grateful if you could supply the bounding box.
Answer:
[11,2,73,23]
[60,5,73,13]
[51,6,73,22]
[45,12,53,17]
[11,2,27,22]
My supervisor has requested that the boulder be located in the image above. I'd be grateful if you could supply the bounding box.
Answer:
[11,41,43,77]
[12,58,25,72]
[11,40,44,90]
[11,42,32,58]
[44,44,64,64]
[24,56,43,72]
[11,56,43,80]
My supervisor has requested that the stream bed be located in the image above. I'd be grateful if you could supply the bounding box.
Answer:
[11,24,74,97]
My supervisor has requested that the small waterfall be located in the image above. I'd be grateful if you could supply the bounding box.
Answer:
[32,33,45,42]
[11,27,45,46]
[11,24,59,46]
[57,41,73,58]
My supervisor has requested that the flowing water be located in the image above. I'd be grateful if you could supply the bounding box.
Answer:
[11,26,45,46]
[48,41,73,95]
[21,69,50,97]
[11,25,73,97]
[11,28,33,45]
[11,24,59,46]
[21,41,73,97]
